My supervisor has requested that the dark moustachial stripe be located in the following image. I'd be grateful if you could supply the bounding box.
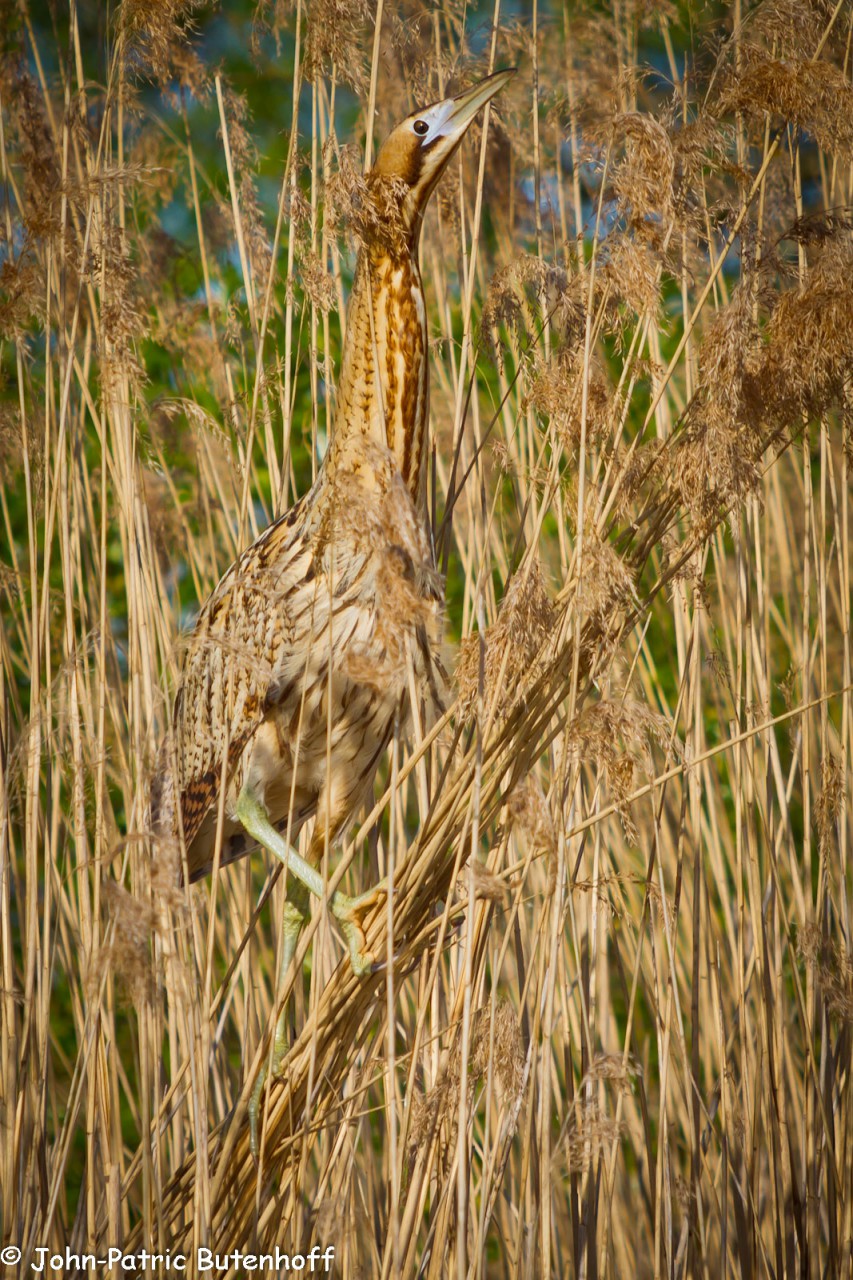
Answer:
[404,139,424,187]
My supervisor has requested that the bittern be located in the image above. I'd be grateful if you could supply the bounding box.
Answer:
[151,68,514,1153]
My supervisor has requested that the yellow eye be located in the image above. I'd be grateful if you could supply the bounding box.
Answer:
[413,119,429,136]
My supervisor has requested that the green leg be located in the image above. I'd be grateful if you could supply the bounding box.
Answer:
[248,880,309,1160]
[238,787,385,1157]
[235,787,385,978]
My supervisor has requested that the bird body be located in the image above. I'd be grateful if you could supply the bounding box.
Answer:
[150,67,515,1154]
[153,231,442,883]
[154,448,442,884]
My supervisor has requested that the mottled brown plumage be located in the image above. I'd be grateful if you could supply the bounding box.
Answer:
[153,70,513,889]
[150,68,514,1154]
[152,455,443,882]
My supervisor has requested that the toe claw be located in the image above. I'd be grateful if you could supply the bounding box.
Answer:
[368,947,404,975]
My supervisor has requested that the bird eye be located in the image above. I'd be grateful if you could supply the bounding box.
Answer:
[413,119,429,136]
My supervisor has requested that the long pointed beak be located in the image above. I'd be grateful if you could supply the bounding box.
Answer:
[434,68,516,141]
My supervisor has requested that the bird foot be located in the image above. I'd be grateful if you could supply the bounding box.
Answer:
[332,879,387,977]
[249,1034,288,1162]
[249,901,304,1163]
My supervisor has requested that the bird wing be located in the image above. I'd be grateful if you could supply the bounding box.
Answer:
[152,497,312,859]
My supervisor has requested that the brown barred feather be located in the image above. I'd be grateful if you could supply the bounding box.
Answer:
[152,258,443,883]
[151,73,514,888]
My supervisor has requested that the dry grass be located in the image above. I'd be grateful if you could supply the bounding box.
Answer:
[2,0,852,1275]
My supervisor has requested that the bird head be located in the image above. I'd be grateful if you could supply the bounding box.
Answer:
[370,68,515,250]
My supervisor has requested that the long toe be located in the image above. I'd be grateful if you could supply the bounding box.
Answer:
[339,914,374,977]
[332,881,389,977]
[249,1064,268,1162]
[249,1017,290,1161]
[352,878,388,913]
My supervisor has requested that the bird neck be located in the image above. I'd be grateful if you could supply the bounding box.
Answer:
[327,244,429,511]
